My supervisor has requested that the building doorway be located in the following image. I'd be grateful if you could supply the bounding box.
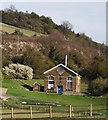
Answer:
[57,85,63,94]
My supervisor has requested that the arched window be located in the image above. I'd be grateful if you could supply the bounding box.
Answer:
[48,76,54,90]
[66,77,72,91]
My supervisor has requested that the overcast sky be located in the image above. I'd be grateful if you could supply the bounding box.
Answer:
[1,1,106,44]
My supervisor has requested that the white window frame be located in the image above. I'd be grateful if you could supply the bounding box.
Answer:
[66,77,72,91]
[48,76,54,90]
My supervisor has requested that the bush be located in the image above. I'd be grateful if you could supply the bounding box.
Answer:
[89,79,108,96]
[71,51,83,68]
[3,63,33,80]
[3,57,13,67]
[12,29,23,36]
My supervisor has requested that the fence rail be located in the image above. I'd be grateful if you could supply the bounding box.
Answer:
[1,103,107,119]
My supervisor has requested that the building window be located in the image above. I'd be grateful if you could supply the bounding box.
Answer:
[66,77,72,91]
[48,76,54,90]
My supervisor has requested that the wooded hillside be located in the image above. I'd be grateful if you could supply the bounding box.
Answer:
[1,9,108,85]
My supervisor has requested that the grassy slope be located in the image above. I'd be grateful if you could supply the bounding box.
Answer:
[2,79,106,106]
[0,22,43,37]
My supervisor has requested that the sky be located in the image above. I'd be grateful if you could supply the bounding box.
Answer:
[1,1,106,44]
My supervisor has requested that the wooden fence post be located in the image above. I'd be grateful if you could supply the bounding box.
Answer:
[69,105,72,118]
[11,107,14,119]
[30,106,33,119]
[90,104,92,117]
[72,107,74,117]
[49,106,52,118]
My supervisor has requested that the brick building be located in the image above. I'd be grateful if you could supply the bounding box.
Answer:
[44,62,81,94]
[32,82,41,91]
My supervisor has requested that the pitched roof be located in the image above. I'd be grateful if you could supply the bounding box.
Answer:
[33,82,41,86]
[43,64,80,76]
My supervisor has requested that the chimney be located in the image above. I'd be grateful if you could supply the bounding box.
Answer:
[65,55,67,66]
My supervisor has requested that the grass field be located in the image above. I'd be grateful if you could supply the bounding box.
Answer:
[2,79,107,106]
[0,22,44,37]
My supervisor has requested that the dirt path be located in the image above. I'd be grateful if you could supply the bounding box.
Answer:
[0,88,10,100]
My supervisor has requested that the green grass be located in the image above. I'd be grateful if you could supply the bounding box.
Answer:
[0,22,44,37]
[2,79,107,106]
[2,79,107,119]
[2,79,44,89]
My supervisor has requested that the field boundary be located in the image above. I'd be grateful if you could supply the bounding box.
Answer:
[1,103,107,119]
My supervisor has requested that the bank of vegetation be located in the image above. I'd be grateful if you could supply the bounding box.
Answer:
[1,7,108,96]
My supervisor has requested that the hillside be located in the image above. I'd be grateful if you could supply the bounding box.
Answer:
[0,22,44,37]
[2,9,56,34]
[1,9,108,84]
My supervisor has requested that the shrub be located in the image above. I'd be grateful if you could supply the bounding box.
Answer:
[89,79,108,96]
[71,51,83,68]
[3,63,33,80]
[3,57,13,67]
[12,29,23,36]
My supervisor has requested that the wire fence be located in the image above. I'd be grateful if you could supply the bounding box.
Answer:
[1,103,107,119]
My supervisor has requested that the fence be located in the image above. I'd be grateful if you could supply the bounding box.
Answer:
[1,103,107,119]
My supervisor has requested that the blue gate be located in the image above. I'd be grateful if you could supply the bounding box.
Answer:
[57,85,63,94]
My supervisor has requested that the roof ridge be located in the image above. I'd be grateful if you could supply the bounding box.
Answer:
[44,63,79,76]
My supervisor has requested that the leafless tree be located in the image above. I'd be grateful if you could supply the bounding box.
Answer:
[9,5,17,11]
[62,21,73,30]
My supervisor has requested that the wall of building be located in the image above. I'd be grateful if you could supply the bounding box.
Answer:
[75,76,81,92]
[44,66,80,93]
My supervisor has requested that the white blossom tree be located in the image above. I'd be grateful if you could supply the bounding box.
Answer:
[3,64,33,80]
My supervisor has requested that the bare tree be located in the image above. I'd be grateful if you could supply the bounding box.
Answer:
[62,21,73,30]
[9,5,17,11]
[4,5,17,12]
